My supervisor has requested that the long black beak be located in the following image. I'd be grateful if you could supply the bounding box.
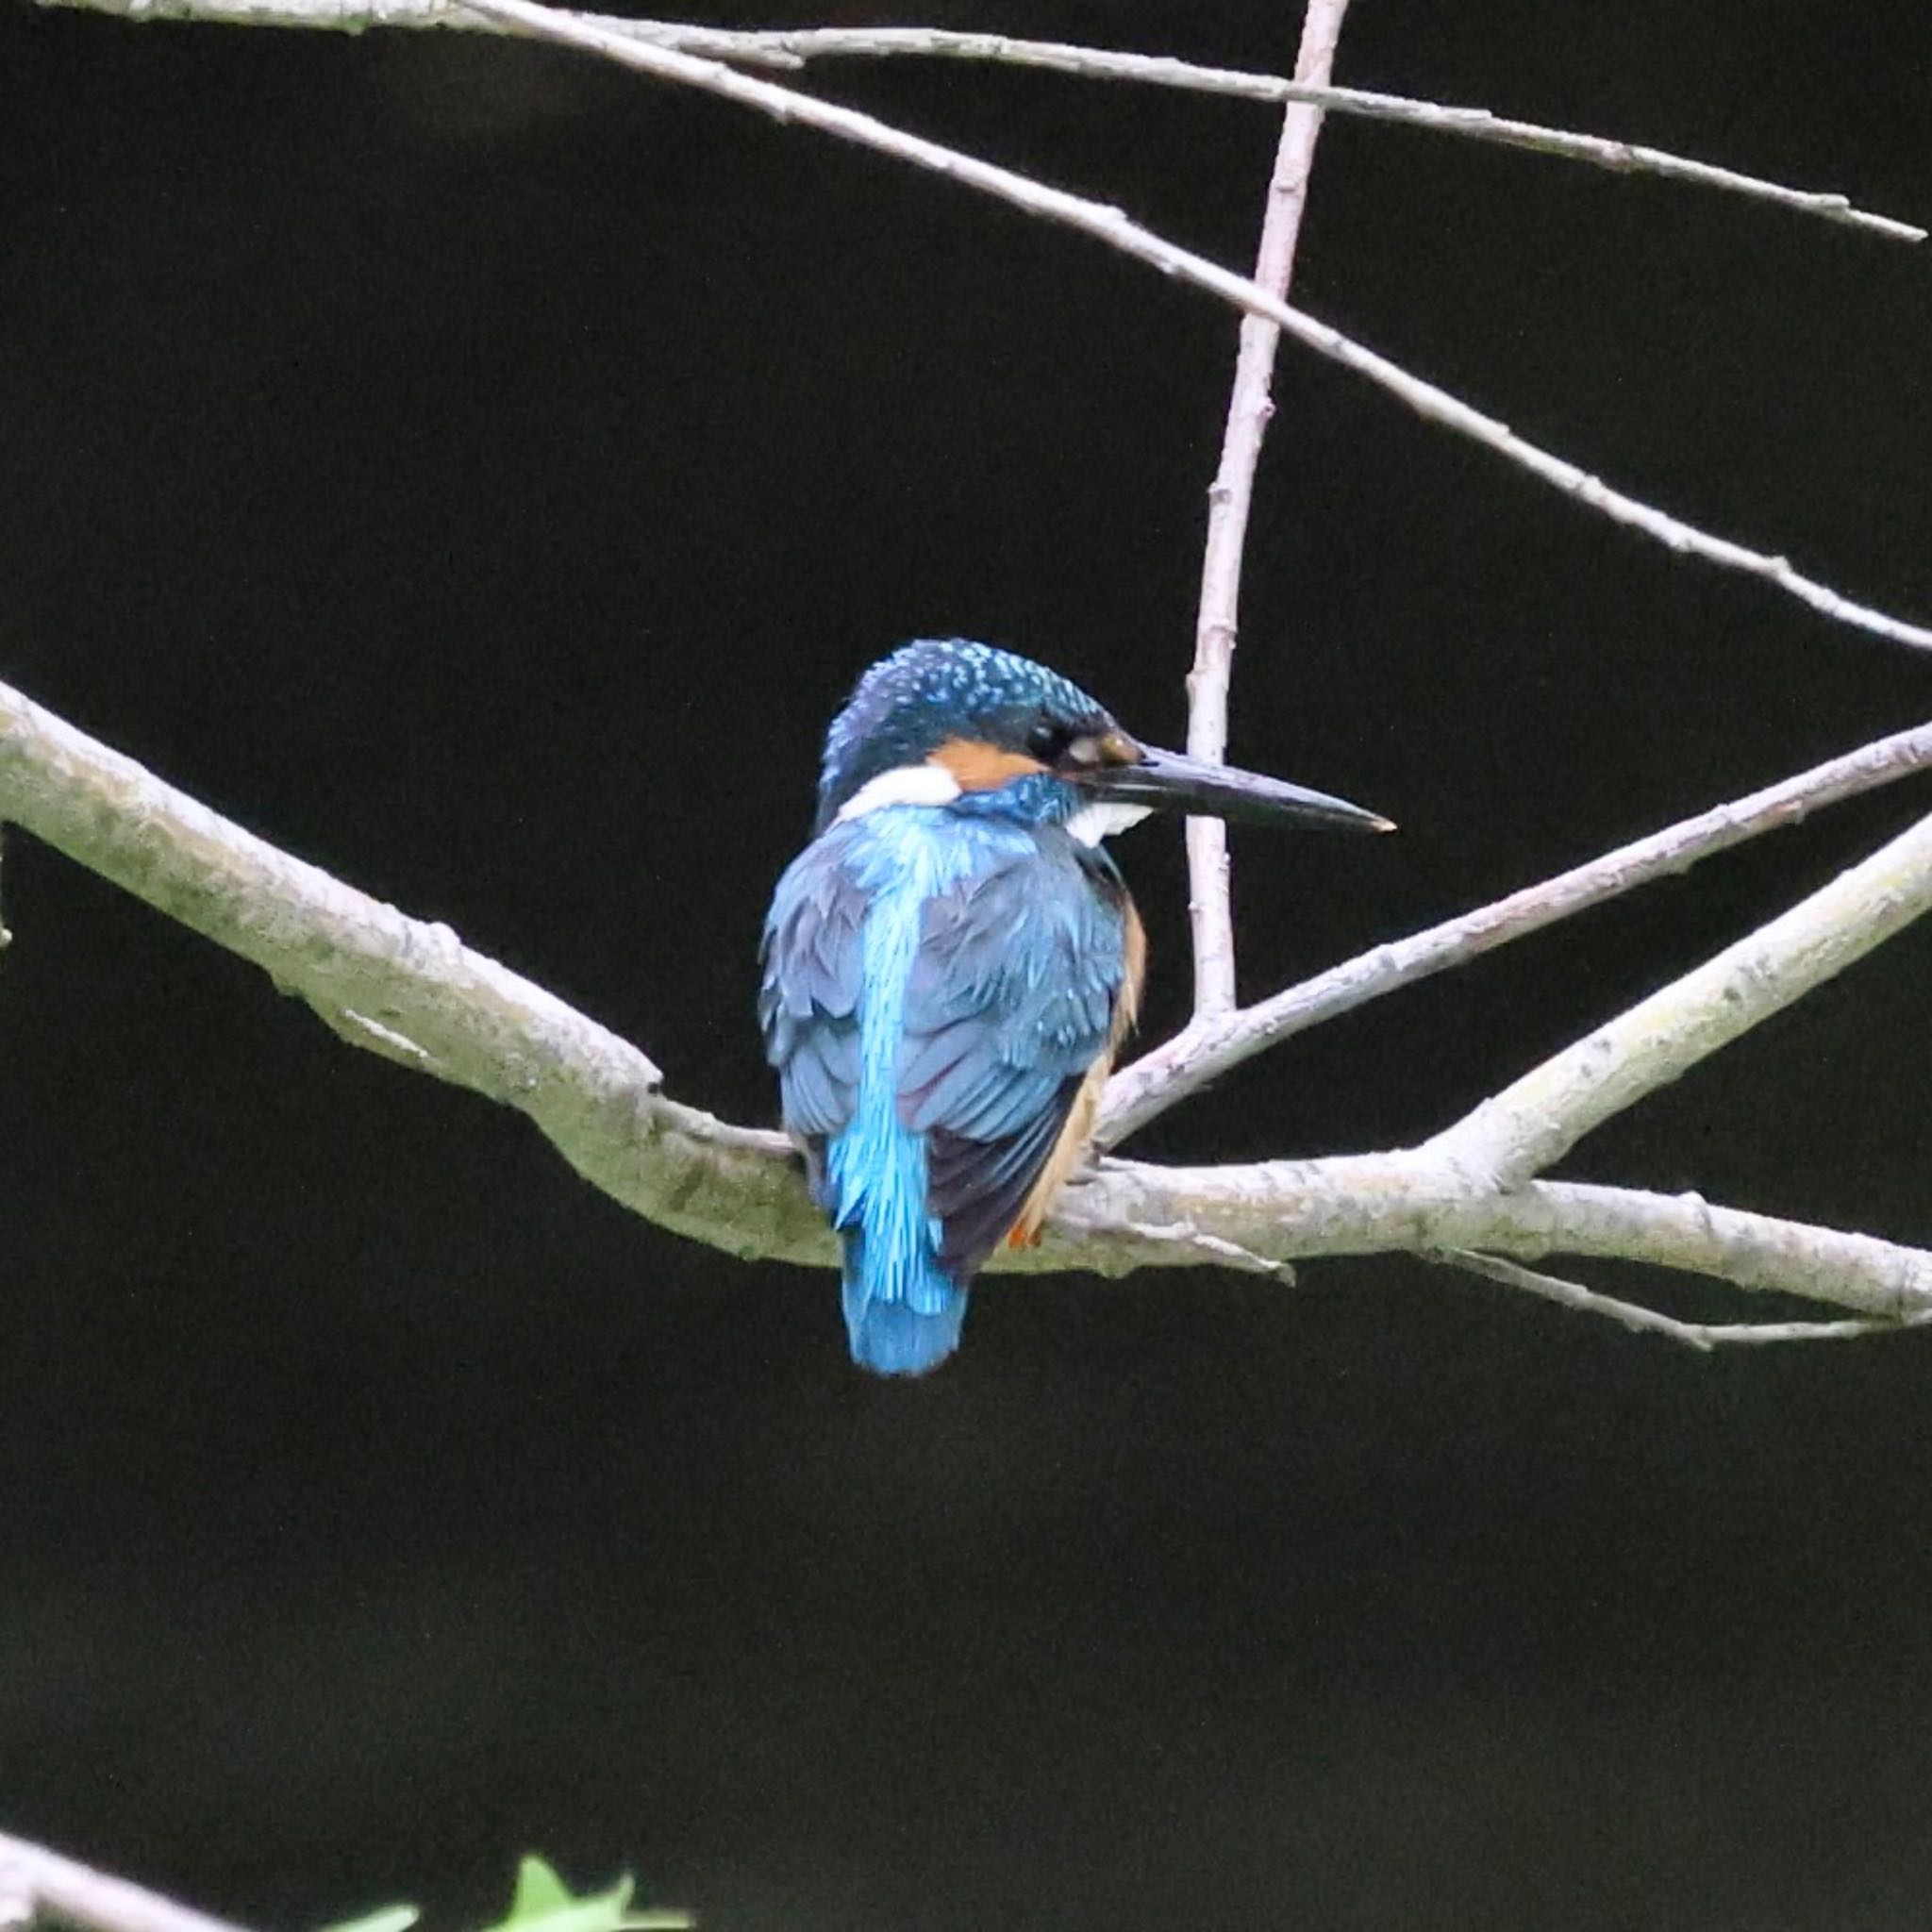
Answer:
[1085,743,1394,833]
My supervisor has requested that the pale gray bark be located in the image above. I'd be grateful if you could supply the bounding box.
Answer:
[5,675,1930,1336]
[0,1836,250,1932]
[38,0,1931,650]
[1183,0,1353,1021]
[10,0,1931,1350]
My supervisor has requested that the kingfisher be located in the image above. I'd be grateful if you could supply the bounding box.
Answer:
[759,640,1391,1376]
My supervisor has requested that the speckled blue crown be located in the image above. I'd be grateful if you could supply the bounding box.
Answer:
[815,639,1111,829]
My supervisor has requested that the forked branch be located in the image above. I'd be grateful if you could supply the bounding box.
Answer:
[455,0,1932,658]
[1420,803,1932,1191]
[9,7,1930,1352]
[4,672,1931,1333]
[1427,1250,1932,1350]
[40,0,1932,653]
[1101,719,1932,1143]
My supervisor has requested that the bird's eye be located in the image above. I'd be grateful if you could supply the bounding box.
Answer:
[1026,719,1072,761]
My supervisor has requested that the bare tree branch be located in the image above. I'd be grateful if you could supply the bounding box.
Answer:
[6,673,1931,1339]
[15,0,1932,1352]
[0,1834,253,1932]
[1185,0,1351,1020]
[0,675,823,1267]
[43,0,1932,652]
[1072,1164,1932,1318]
[1100,719,1932,1145]
[1419,805,1932,1191]
[464,0,1932,657]
[34,0,1924,243]
[1427,1249,1929,1349]
[684,29,1930,246]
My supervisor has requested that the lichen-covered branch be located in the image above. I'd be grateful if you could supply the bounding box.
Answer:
[1185,0,1351,1020]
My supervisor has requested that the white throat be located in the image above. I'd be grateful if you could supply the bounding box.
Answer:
[836,760,1156,846]
[1064,801,1154,846]
[835,759,963,822]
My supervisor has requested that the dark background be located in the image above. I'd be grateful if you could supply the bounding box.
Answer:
[5,2,1931,1926]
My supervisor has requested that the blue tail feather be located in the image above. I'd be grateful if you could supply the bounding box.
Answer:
[841,1229,967,1375]
[827,1116,970,1375]
[813,829,983,1376]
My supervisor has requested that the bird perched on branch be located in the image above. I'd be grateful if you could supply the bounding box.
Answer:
[759,640,1391,1376]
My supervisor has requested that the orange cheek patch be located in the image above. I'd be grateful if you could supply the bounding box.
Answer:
[932,737,1048,791]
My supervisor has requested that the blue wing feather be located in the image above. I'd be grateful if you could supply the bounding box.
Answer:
[760,810,1127,1374]
[908,839,1123,1275]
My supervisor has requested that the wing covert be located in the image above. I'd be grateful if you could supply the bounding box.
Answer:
[758,838,868,1143]
[902,838,1131,1276]
[762,822,1136,1281]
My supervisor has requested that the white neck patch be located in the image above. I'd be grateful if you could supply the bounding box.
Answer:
[835,762,1154,845]
[1065,801,1154,846]
[835,758,963,822]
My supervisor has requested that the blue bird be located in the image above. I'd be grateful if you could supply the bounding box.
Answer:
[759,640,1391,1376]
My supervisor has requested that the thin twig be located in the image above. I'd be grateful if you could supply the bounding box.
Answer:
[310,1002,445,1072]
[696,29,1929,245]
[36,0,1932,647]
[1420,806,1932,1191]
[1080,1162,1932,1318]
[369,0,1932,658]
[1428,1248,1927,1348]
[1186,0,1351,1020]
[34,0,1924,243]
[1100,719,1932,1144]
[1050,1212,1295,1279]
[0,1834,255,1932]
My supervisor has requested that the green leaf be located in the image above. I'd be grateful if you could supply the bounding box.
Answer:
[320,1906,422,1932]
[482,1856,691,1932]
